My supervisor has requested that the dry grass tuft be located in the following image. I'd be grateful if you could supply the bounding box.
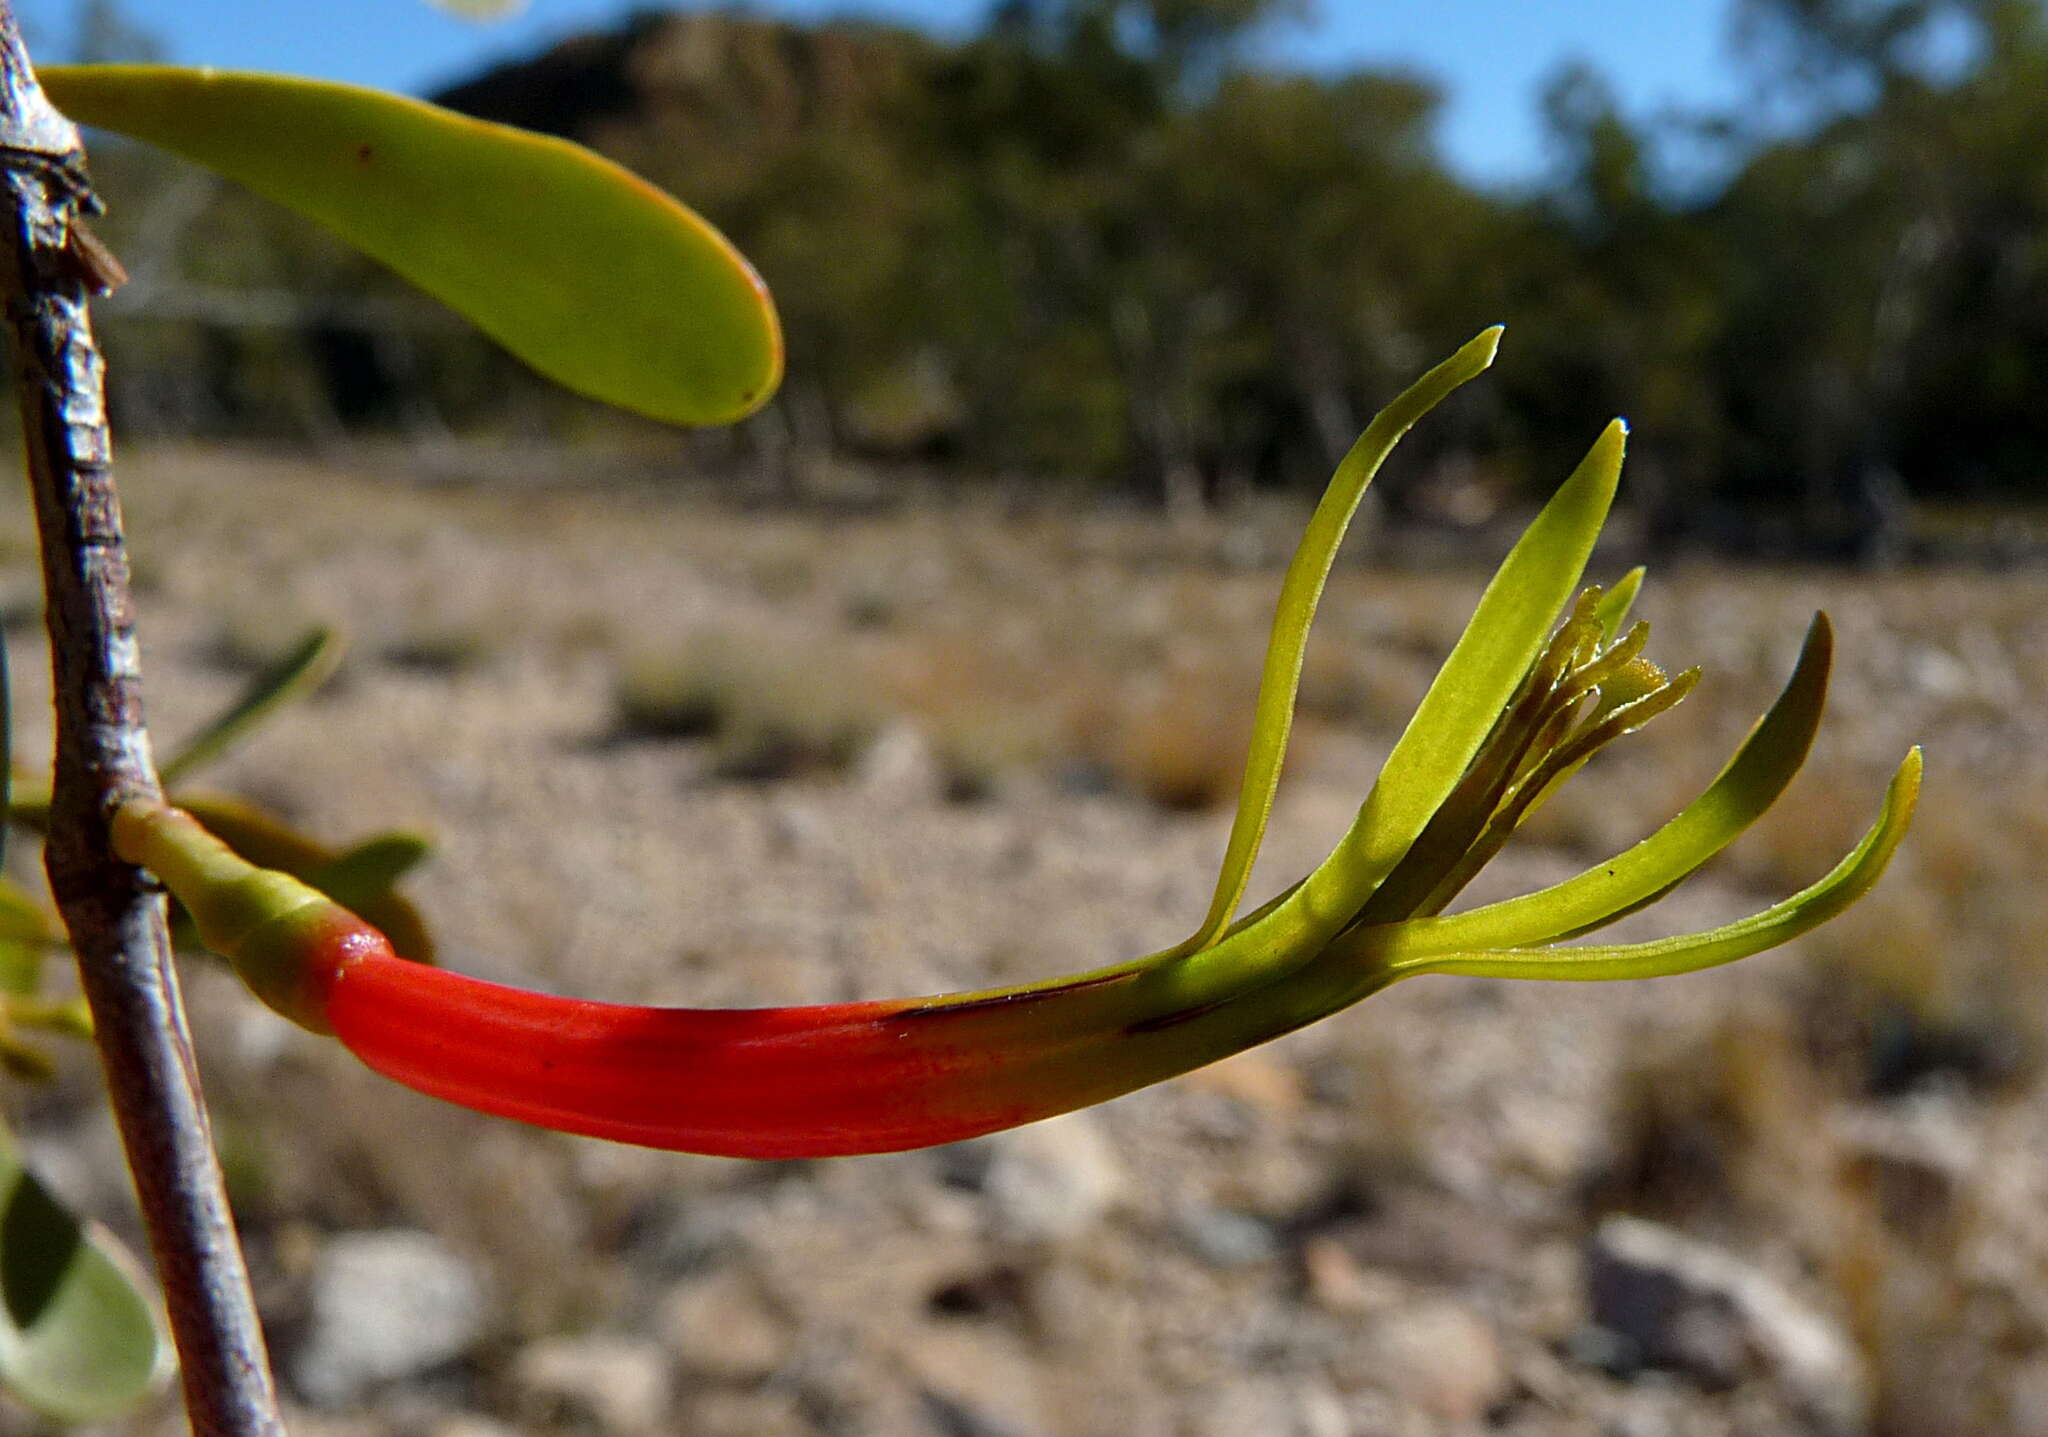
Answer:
[612,639,735,741]
[613,628,885,780]
[1589,1004,1832,1238]
[873,633,1062,801]
[1294,643,1436,732]
[1082,666,1255,813]
[380,620,501,675]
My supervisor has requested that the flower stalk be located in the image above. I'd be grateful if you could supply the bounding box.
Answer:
[112,332,1920,1160]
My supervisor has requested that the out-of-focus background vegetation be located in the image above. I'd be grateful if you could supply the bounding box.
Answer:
[42,0,2048,553]
[6,1,2048,1434]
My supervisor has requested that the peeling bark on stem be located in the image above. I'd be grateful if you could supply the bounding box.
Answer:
[0,11,284,1435]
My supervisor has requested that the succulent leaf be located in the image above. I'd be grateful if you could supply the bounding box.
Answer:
[40,65,781,425]
[0,1129,173,1421]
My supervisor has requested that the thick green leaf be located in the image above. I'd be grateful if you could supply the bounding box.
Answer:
[305,832,433,911]
[1179,327,1501,954]
[159,626,342,787]
[1395,613,1834,953]
[0,1133,172,1422]
[1376,747,1920,981]
[41,65,782,426]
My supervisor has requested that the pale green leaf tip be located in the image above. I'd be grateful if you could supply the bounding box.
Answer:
[1437,326,1502,386]
[1580,418,1627,484]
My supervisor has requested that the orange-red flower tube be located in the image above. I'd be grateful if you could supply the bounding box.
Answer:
[110,803,1396,1157]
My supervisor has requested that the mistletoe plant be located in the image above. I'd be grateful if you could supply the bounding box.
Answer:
[0,36,1915,1437]
[112,334,1919,1158]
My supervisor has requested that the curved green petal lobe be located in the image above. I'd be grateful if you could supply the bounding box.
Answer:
[0,1136,173,1422]
[1147,417,1627,1009]
[1181,326,1501,954]
[1592,567,1645,644]
[1401,613,1834,953]
[41,65,782,425]
[1381,747,1920,982]
[1295,419,1627,931]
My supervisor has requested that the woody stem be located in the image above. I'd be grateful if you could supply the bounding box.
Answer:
[0,12,285,1434]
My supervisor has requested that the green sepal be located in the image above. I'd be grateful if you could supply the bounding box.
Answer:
[306,832,432,901]
[41,65,782,426]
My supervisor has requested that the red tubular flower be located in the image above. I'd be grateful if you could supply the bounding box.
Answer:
[111,805,1401,1158]
[110,333,1920,1159]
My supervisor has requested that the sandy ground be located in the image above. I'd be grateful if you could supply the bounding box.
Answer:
[4,446,2046,1436]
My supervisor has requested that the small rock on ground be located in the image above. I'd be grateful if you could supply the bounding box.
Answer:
[292,1229,488,1407]
[511,1333,674,1435]
[1586,1215,1869,1433]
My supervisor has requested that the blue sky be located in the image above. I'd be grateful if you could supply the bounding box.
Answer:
[18,0,1758,187]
